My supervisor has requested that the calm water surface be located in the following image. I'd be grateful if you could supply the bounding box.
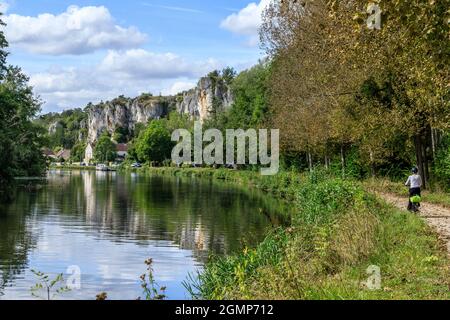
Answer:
[0,170,288,300]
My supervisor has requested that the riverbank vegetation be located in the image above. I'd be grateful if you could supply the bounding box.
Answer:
[190,173,450,299]
[133,166,302,201]
[132,166,450,299]
[0,14,46,200]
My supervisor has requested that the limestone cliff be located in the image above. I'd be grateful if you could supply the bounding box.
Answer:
[86,95,173,144]
[85,76,234,145]
[176,76,233,121]
[48,121,63,135]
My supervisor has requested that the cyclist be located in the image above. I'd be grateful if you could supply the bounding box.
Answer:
[405,167,422,212]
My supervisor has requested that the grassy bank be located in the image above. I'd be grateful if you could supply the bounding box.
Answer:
[133,166,303,201]
[136,167,450,300]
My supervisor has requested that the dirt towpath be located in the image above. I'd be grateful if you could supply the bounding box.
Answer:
[378,193,450,255]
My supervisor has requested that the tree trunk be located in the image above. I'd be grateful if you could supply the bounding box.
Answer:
[340,145,346,177]
[431,128,436,161]
[307,151,313,172]
[414,134,428,189]
[369,149,375,178]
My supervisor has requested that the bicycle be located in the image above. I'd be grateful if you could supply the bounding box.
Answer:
[409,195,422,213]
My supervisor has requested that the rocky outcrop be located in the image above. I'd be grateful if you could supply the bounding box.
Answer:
[48,121,63,135]
[176,76,233,122]
[83,75,234,148]
[86,96,172,144]
[78,119,87,142]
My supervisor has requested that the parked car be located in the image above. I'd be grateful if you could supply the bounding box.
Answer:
[131,162,142,168]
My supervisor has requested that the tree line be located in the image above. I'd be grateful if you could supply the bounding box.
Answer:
[259,0,449,189]
[0,14,46,199]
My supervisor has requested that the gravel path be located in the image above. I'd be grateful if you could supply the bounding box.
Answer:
[379,192,450,255]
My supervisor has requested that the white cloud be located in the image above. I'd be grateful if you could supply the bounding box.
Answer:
[0,1,10,13]
[29,49,223,112]
[98,49,221,80]
[99,50,195,79]
[3,5,147,55]
[220,0,271,46]
[162,81,196,95]
[30,67,100,93]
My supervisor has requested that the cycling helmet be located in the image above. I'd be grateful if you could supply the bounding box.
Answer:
[411,167,419,174]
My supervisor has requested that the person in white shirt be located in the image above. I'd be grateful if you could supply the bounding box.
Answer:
[405,167,422,211]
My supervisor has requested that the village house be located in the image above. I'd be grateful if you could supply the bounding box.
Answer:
[116,143,128,161]
[42,148,58,160]
[56,149,71,162]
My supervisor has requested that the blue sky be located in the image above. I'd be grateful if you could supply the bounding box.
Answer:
[0,0,269,113]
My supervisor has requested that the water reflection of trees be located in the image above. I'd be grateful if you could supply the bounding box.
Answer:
[0,193,38,294]
[41,171,289,260]
[0,170,290,293]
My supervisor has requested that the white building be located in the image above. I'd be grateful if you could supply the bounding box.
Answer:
[84,143,94,164]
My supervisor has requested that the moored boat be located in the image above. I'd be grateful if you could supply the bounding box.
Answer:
[96,164,109,171]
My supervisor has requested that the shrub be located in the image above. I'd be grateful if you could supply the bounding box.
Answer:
[434,135,450,191]
[136,120,173,164]
[295,177,364,225]
[94,133,116,163]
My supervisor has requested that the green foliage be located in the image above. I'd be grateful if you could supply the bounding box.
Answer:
[139,92,153,99]
[126,141,139,162]
[434,134,450,191]
[0,63,46,198]
[71,142,86,162]
[140,259,166,300]
[329,147,369,179]
[166,111,193,133]
[135,120,173,164]
[207,70,220,86]
[30,270,71,300]
[222,67,237,86]
[112,126,129,143]
[260,0,449,187]
[184,229,290,300]
[94,132,116,163]
[233,63,270,127]
[132,123,146,139]
[215,63,270,130]
[111,95,129,107]
[37,108,87,150]
[295,175,365,225]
